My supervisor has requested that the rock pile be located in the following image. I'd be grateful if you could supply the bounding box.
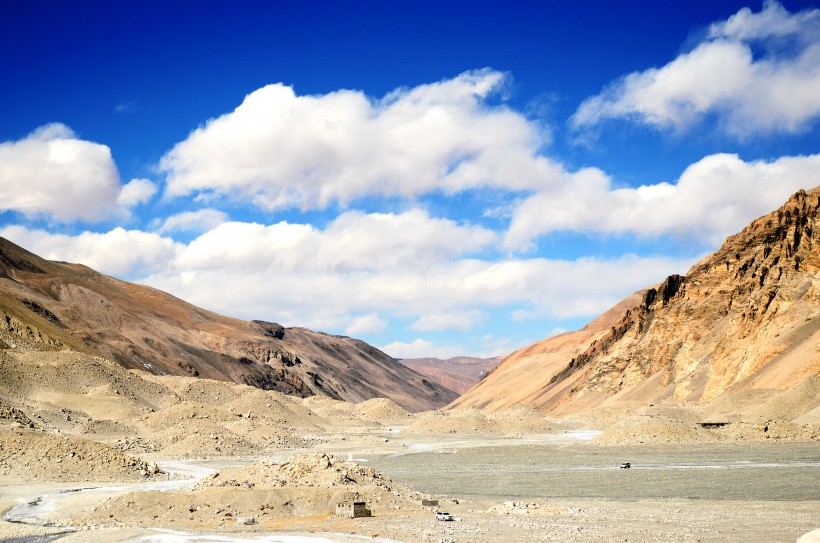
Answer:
[0,398,35,428]
[0,429,161,482]
[199,453,418,499]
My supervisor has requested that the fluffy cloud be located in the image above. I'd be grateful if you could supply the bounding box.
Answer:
[157,208,228,234]
[711,0,819,43]
[160,70,568,211]
[505,153,820,249]
[0,225,181,278]
[571,2,820,136]
[176,209,497,273]
[117,178,157,207]
[0,124,122,221]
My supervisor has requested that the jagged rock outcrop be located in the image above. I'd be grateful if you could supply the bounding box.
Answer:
[0,238,457,412]
[453,188,820,417]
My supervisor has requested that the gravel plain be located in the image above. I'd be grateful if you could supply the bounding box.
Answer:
[2,432,817,543]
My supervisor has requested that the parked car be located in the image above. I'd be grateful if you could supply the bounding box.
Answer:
[435,511,454,521]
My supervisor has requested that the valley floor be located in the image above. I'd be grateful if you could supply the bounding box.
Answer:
[2,430,818,543]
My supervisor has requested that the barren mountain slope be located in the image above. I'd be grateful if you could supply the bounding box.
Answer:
[453,188,820,418]
[399,356,501,394]
[449,291,645,411]
[0,238,456,411]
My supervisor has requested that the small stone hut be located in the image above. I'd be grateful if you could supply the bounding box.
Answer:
[336,501,371,518]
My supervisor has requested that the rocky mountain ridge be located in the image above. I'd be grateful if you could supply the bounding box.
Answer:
[0,238,456,412]
[453,188,820,421]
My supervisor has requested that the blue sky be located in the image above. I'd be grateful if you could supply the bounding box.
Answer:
[2,1,819,359]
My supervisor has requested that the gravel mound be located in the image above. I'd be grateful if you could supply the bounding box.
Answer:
[134,400,315,457]
[198,452,416,496]
[486,406,561,434]
[354,398,413,423]
[403,409,503,435]
[0,429,161,482]
[595,415,714,445]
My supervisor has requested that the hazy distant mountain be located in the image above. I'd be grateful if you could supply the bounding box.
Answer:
[452,188,820,419]
[398,356,501,394]
[0,238,457,412]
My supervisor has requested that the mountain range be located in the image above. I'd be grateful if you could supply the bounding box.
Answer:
[1,188,818,424]
[0,238,456,412]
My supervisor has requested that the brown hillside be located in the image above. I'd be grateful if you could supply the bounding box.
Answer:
[450,291,644,411]
[399,356,501,394]
[453,188,820,419]
[0,238,456,412]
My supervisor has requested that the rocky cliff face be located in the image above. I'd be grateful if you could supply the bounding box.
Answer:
[453,188,820,416]
[0,239,457,412]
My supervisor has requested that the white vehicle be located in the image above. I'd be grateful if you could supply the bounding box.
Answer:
[435,511,454,521]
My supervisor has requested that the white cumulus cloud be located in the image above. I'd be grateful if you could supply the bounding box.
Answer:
[571,1,820,137]
[175,209,496,274]
[160,70,567,211]
[505,153,820,249]
[157,208,229,234]
[143,249,692,336]
[0,213,695,356]
[0,124,122,222]
[117,178,158,207]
